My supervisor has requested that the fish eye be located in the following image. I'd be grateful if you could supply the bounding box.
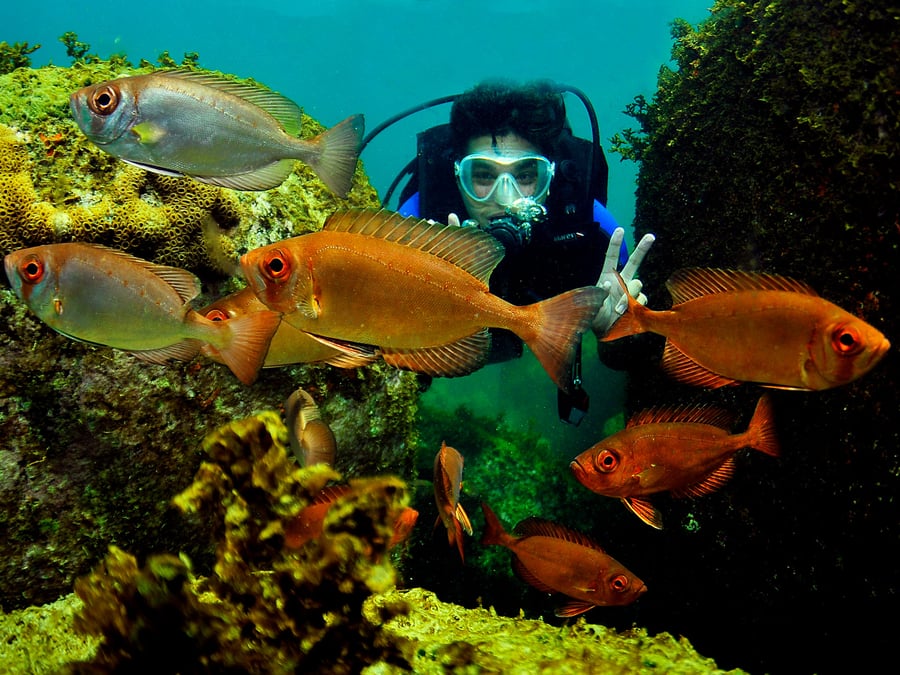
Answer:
[205,309,230,321]
[831,323,864,355]
[88,85,120,115]
[19,255,45,283]
[261,249,291,282]
[610,574,630,592]
[593,449,619,473]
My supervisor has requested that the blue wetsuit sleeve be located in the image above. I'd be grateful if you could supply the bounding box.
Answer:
[398,193,420,218]
[594,200,629,267]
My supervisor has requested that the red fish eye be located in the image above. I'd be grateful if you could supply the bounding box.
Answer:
[19,255,45,283]
[89,85,120,115]
[610,574,630,592]
[205,309,229,321]
[261,249,291,282]
[593,449,619,473]
[831,324,864,356]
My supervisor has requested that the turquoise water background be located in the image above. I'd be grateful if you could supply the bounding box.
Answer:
[8,0,713,451]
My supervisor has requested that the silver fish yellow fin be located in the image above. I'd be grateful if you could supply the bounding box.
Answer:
[380,330,491,377]
[673,457,736,499]
[513,516,606,553]
[555,600,597,618]
[661,341,741,388]
[79,243,201,303]
[323,208,506,285]
[666,267,819,305]
[454,502,473,536]
[623,497,663,529]
[131,121,167,145]
[129,339,203,365]
[120,158,185,178]
[157,69,304,135]
[511,557,556,595]
[299,114,365,197]
[192,159,296,191]
[628,403,735,429]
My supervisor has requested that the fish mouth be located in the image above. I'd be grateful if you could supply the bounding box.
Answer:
[569,459,585,479]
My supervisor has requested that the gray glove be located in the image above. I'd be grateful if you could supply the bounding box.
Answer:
[592,227,655,335]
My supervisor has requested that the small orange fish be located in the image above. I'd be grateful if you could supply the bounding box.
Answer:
[283,387,336,467]
[3,243,280,384]
[240,208,604,391]
[283,484,418,549]
[480,502,646,616]
[434,442,473,562]
[200,288,378,369]
[570,395,780,529]
[603,268,890,390]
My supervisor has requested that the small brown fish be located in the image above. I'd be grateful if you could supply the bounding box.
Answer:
[481,502,646,616]
[70,69,364,195]
[240,209,604,391]
[603,268,890,390]
[200,288,378,369]
[4,243,280,384]
[283,484,418,549]
[284,387,336,467]
[570,395,780,529]
[434,442,473,562]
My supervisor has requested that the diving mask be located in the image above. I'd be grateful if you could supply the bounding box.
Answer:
[455,153,555,206]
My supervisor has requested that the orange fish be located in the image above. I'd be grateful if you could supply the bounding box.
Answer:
[200,288,378,369]
[284,484,418,549]
[283,387,336,467]
[480,502,646,616]
[4,243,280,384]
[570,395,780,529]
[240,208,604,391]
[602,268,890,390]
[434,442,472,562]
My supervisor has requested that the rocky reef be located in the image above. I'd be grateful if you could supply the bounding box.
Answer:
[607,0,899,672]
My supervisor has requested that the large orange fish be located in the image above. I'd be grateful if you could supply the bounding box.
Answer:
[602,268,890,390]
[480,502,646,616]
[570,395,780,529]
[4,243,280,384]
[240,209,604,391]
[200,288,378,369]
[434,442,472,563]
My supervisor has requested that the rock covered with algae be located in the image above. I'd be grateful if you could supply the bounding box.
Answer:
[0,53,420,612]
[0,411,740,673]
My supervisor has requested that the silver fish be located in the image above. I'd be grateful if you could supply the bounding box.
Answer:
[69,69,364,196]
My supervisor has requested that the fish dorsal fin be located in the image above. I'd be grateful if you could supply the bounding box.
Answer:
[81,243,201,303]
[323,208,505,285]
[513,517,604,553]
[673,457,737,498]
[661,341,742,389]
[628,404,735,430]
[158,69,304,135]
[666,268,819,305]
[310,484,353,506]
[380,330,491,377]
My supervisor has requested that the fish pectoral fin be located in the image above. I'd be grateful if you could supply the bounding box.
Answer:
[511,558,556,595]
[129,339,203,365]
[191,159,296,191]
[673,458,737,498]
[661,341,741,388]
[623,497,663,530]
[555,600,596,618]
[380,331,491,377]
[131,121,167,145]
[455,503,474,536]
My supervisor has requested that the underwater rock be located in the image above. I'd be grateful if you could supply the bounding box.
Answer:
[0,59,418,613]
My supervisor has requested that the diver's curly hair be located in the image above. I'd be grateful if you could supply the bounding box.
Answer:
[450,80,568,157]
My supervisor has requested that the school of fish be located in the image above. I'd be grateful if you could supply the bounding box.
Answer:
[1,65,893,620]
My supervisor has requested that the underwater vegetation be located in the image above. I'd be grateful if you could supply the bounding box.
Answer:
[609,0,899,672]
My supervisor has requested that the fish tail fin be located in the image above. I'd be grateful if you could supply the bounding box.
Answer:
[304,114,365,198]
[480,501,509,547]
[600,273,647,342]
[747,394,781,457]
[521,286,604,393]
[208,310,282,385]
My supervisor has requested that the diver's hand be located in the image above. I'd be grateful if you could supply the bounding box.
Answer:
[592,227,655,335]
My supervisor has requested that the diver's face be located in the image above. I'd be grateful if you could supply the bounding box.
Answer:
[459,134,541,227]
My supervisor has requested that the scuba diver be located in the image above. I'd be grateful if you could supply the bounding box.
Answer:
[362,79,654,424]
